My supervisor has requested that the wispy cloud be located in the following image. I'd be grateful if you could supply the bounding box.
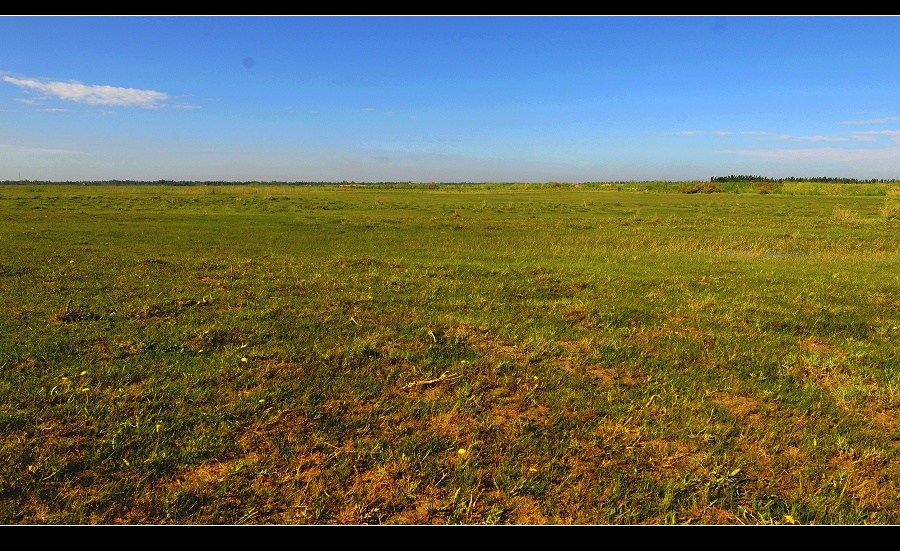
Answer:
[775,135,849,142]
[2,75,168,108]
[851,130,900,143]
[839,116,900,125]
[359,107,396,116]
[723,147,900,162]
[0,144,84,156]
[662,130,768,137]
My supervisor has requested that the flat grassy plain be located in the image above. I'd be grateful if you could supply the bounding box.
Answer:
[1,182,898,524]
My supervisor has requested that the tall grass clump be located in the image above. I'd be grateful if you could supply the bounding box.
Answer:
[832,207,860,226]
[881,198,900,220]
[782,182,893,196]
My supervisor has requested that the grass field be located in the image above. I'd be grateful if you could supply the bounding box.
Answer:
[1,181,898,524]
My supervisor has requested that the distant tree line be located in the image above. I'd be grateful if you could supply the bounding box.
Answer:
[710,175,899,184]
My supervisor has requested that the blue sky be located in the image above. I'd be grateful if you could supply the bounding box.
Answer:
[2,15,900,183]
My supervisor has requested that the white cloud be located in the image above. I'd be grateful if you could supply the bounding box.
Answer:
[775,135,848,142]
[2,76,168,108]
[0,144,84,156]
[851,130,900,143]
[852,130,900,135]
[839,116,900,125]
[662,130,768,137]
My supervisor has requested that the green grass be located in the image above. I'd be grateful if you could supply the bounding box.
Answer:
[1,182,898,524]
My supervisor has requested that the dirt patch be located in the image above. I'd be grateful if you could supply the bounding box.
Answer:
[587,366,642,387]
[800,338,841,356]
[643,437,694,470]
[428,410,477,442]
[510,495,549,523]
[713,394,761,422]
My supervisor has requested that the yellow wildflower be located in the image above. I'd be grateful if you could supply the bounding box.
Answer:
[783,514,798,525]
